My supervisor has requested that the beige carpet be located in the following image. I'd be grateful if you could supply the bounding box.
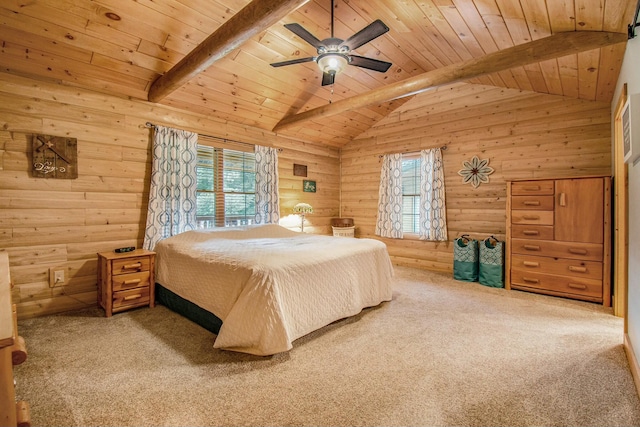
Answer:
[13,266,640,426]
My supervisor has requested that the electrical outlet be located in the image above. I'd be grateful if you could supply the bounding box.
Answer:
[49,267,66,288]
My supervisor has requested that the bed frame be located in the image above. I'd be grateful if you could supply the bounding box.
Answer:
[156,283,222,335]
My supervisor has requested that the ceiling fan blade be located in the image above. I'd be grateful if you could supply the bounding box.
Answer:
[339,19,389,51]
[321,71,336,86]
[270,57,316,67]
[349,55,392,73]
[284,23,323,48]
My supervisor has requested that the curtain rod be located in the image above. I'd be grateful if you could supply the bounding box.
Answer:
[145,122,282,152]
[378,145,448,159]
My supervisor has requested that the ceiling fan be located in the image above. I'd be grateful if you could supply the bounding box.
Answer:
[270,0,392,86]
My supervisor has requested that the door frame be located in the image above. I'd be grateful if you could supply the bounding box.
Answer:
[613,84,629,321]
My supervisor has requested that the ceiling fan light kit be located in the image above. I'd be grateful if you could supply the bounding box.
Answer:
[271,0,392,86]
[317,53,349,74]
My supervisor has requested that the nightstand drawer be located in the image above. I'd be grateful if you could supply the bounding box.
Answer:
[112,256,150,275]
[112,271,150,292]
[113,287,150,310]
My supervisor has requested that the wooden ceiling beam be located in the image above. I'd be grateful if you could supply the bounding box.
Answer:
[272,31,628,133]
[148,0,310,103]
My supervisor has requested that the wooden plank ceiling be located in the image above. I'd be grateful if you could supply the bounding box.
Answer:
[0,0,635,147]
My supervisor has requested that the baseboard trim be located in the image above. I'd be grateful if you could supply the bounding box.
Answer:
[624,333,640,398]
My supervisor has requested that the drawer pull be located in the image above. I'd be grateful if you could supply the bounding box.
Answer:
[568,266,587,273]
[123,279,141,286]
[523,245,541,251]
[523,261,540,267]
[568,283,587,290]
[523,230,540,236]
[124,294,142,301]
[522,215,539,220]
[522,277,540,284]
[522,185,541,192]
[568,248,588,255]
[123,262,142,270]
[523,201,541,206]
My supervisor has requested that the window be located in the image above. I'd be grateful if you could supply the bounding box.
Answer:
[402,155,420,234]
[196,144,256,228]
[376,149,447,241]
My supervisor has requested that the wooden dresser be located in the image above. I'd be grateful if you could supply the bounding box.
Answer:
[97,249,156,317]
[0,251,31,427]
[505,176,611,306]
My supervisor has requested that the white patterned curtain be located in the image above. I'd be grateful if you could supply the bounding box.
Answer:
[375,153,404,238]
[143,125,198,250]
[254,145,280,224]
[419,148,448,241]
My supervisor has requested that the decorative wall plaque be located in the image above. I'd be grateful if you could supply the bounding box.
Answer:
[303,180,316,192]
[31,134,78,179]
[293,163,307,177]
[458,155,493,188]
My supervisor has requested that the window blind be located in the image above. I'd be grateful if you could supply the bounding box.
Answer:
[196,138,256,228]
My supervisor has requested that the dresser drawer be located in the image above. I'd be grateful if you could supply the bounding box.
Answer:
[511,225,554,240]
[511,210,554,225]
[511,270,602,300]
[511,180,554,196]
[113,287,150,310]
[511,238,602,261]
[511,254,602,280]
[112,256,150,275]
[511,195,554,210]
[112,271,151,292]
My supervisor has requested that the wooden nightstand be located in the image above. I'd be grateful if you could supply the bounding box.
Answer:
[97,249,156,317]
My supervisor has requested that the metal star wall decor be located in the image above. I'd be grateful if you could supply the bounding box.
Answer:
[458,155,494,188]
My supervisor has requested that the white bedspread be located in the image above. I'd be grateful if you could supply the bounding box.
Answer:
[154,224,394,355]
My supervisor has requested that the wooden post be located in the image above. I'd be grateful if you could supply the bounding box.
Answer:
[16,401,31,427]
[148,0,310,102]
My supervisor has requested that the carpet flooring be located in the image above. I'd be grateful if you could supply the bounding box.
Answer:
[13,266,640,426]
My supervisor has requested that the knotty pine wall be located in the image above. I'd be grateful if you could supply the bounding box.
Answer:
[341,82,612,272]
[0,72,339,319]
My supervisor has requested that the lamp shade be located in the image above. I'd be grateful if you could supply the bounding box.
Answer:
[317,53,348,75]
[293,203,313,214]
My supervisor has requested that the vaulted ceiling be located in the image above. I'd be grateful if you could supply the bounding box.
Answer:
[0,0,636,147]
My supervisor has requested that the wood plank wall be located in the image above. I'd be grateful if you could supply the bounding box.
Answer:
[340,82,612,272]
[0,72,339,319]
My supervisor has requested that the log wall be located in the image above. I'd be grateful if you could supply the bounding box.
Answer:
[0,72,614,319]
[0,72,339,319]
[340,82,612,272]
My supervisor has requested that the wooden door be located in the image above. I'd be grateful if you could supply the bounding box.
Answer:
[555,178,604,244]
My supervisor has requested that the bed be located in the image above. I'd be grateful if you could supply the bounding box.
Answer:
[154,224,394,356]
